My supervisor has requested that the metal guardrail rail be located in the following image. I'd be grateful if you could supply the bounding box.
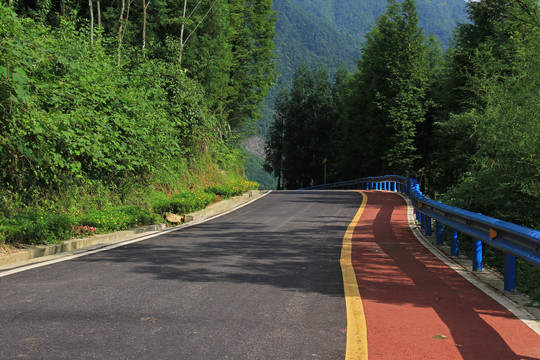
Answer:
[300,175,540,292]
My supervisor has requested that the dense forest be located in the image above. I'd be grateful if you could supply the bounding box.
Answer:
[1,0,276,214]
[251,0,467,137]
[265,0,540,297]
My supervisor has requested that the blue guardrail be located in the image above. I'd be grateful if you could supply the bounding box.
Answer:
[300,175,540,292]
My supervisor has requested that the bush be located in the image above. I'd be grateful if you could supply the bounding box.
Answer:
[0,179,259,246]
[205,180,259,198]
[152,190,216,215]
[77,206,158,232]
[0,210,74,245]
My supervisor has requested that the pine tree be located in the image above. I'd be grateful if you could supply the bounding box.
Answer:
[345,0,428,176]
[265,62,335,189]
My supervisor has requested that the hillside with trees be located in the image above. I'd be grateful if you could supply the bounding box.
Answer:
[265,0,540,298]
[272,0,467,85]
[0,0,276,242]
[247,0,468,182]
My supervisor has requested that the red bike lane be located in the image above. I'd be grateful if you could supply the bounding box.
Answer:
[350,190,540,359]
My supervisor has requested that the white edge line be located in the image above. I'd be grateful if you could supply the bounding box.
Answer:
[0,190,272,278]
[397,193,540,335]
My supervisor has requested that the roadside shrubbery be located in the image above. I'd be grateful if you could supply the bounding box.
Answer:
[152,190,217,215]
[0,180,258,247]
[152,180,259,215]
[205,180,259,198]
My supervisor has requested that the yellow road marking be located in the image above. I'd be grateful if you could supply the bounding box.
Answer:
[341,191,368,360]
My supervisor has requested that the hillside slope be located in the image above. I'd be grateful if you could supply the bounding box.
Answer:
[248,0,468,188]
[273,0,467,84]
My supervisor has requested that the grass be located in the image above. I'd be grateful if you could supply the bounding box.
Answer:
[0,179,259,247]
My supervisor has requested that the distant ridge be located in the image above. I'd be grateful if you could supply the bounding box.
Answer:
[272,0,468,84]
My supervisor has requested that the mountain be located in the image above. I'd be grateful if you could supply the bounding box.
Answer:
[246,0,469,188]
[272,0,468,85]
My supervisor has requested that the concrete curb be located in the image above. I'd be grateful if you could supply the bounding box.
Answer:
[0,190,268,270]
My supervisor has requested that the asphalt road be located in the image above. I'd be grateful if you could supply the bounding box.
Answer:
[0,191,364,360]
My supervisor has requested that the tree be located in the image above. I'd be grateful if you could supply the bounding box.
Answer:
[341,0,428,177]
[178,0,219,64]
[264,88,288,190]
[430,0,538,193]
[441,0,540,225]
[265,62,334,189]
[225,0,277,133]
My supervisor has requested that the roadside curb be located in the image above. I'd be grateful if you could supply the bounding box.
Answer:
[0,190,268,271]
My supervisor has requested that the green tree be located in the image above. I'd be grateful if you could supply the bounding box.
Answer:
[265,62,334,189]
[342,0,428,177]
[264,88,288,189]
[441,0,540,226]
[429,0,525,193]
[225,0,277,133]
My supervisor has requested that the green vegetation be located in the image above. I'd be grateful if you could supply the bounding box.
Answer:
[265,0,540,299]
[252,0,467,137]
[243,150,277,190]
[0,0,274,246]
[0,180,258,246]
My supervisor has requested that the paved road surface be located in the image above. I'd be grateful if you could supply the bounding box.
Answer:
[351,191,540,360]
[0,191,363,360]
[2,190,539,360]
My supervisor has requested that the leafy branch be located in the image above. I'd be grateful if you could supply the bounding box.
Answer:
[178,0,219,65]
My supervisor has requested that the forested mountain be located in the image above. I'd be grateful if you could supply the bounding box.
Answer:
[249,0,468,188]
[273,0,468,85]
[253,0,467,138]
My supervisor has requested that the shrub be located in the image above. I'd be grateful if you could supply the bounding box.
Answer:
[205,180,259,198]
[0,211,74,245]
[153,190,216,215]
[77,206,158,232]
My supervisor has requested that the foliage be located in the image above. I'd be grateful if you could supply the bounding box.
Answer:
[0,210,74,245]
[78,206,158,232]
[153,179,258,215]
[330,0,429,178]
[0,177,259,246]
[243,150,277,190]
[257,0,468,138]
[265,62,335,189]
[431,0,540,299]
[205,179,259,198]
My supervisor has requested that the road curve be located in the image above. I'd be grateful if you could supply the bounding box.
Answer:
[352,191,540,360]
[0,191,364,360]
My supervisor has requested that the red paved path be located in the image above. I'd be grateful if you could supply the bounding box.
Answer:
[352,191,540,360]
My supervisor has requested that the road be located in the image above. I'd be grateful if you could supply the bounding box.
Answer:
[2,190,539,360]
[0,191,363,360]
[350,191,540,360]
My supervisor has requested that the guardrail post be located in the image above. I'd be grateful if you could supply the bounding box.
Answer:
[504,254,516,292]
[425,216,432,236]
[472,239,482,271]
[450,229,459,257]
[436,222,444,245]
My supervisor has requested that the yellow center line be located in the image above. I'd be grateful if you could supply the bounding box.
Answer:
[341,191,368,360]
